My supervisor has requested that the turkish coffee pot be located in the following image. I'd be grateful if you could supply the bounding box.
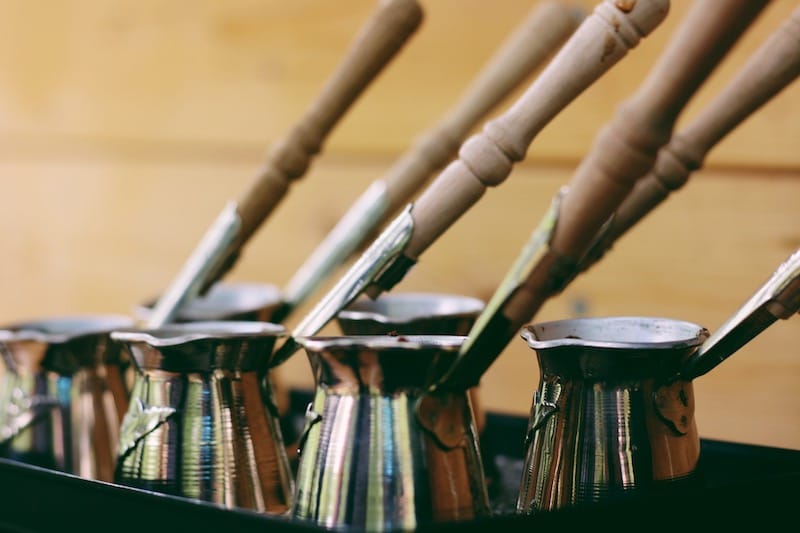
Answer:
[517,247,800,512]
[292,334,490,531]
[0,314,135,482]
[110,321,293,514]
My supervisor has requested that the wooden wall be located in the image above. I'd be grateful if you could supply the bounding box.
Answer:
[1,1,798,449]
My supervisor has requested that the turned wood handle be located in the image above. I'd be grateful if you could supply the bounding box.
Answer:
[548,0,771,261]
[382,0,583,215]
[235,0,423,244]
[606,7,800,246]
[403,0,670,261]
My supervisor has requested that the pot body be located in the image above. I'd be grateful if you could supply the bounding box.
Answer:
[517,316,710,513]
[111,321,293,514]
[336,292,487,426]
[0,315,134,482]
[293,335,490,531]
[137,281,296,466]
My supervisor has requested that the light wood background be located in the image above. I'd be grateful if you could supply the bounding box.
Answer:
[1,1,798,449]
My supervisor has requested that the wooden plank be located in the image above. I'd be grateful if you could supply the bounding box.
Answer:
[0,0,797,450]
[0,0,797,167]
[0,156,797,448]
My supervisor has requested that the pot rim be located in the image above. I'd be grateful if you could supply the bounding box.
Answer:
[337,292,485,324]
[521,316,710,351]
[111,320,285,346]
[0,314,135,343]
[297,334,466,352]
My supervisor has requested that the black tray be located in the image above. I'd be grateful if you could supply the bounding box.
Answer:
[2,391,798,532]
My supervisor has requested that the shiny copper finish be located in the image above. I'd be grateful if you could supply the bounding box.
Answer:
[293,335,490,531]
[0,314,135,482]
[111,321,293,514]
[335,292,490,485]
[517,317,709,513]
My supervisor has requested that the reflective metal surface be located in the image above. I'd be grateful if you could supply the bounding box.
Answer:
[336,292,487,446]
[270,204,417,367]
[145,200,243,328]
[0,314,135,482]
[517,317,710,513]
[280,181,390,320]
[111,321,294,514]
[293,335,490,531]
[137,280,289,430]
[136,281,283,324]
[434,191,567,396]
[681,246,800,379]
[336,291,485,336]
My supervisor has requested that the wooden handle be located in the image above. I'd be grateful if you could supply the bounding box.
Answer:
[607,7,800,247]
[403,0,670,260]
[549,0,770,261]
[382,0,583,215]
[235,0,423,244]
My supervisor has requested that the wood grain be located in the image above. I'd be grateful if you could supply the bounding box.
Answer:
[0,0,797,450]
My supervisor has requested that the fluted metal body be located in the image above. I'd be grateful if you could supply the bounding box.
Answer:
[0,314,135,482]
[517,317,710,513]
[111,321,293,514]
[293,335,490,531]
[135,280,291,436]
[335,293,487,424]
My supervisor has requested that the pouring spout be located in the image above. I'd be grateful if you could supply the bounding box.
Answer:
[680,247,800,380]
